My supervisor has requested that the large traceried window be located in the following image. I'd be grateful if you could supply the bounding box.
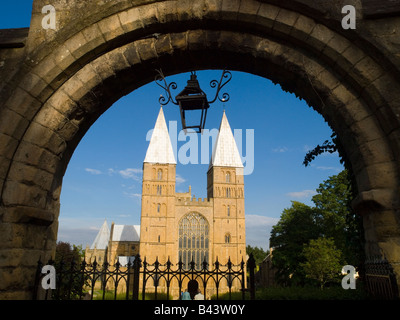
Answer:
[179,212,209,270]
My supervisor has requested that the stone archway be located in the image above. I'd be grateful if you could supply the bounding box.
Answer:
[1,0,400,299]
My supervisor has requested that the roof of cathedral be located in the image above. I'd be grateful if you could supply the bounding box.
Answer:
[90,220,110,250]
[144,107,176,164]
[112,225,140,242]
[209,111,244,169]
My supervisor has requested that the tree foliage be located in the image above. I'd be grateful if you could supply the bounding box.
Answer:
[303,133,338,168]
[269,201,320,285]
[246,245,268,266]
[300,237,342,289]
[269,170,364,286]
[53,242,87,299]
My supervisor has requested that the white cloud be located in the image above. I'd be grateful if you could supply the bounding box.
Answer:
[118,168,143,181]
[272,146,288,153]
[245,214,279,227]
[286,189,317,199]
[176,174,186,185]
[118,214,131,218]
[245,215,279,250]
[123,192,141,199]
[316,166,341,172]
[85,168,102,175]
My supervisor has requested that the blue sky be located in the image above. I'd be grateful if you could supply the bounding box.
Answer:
[1,1,344,250]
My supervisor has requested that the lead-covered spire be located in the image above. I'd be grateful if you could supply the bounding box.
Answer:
[144,107,176,164]
[209,111,243,169]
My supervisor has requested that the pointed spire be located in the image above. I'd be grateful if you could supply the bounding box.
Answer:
[144,107,176,164]
[90,219,110,250]
[209,111,243,169]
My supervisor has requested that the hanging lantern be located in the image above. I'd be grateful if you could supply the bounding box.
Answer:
[155,69,232,133]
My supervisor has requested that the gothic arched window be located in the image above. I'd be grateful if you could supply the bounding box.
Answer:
[178,212,209,270]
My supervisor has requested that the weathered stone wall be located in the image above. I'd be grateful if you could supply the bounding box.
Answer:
[0,0,399,299]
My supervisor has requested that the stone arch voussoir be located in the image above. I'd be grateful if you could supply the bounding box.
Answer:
[1,0,400,299]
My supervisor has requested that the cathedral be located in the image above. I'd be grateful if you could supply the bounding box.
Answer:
[85,107,246,297]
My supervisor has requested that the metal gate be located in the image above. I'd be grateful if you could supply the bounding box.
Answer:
[364,256,399,300]
[33,254,256,300]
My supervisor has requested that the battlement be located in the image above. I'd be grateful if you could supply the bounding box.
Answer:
[175,195,213,206]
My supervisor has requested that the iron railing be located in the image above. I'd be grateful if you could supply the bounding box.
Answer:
[364,256,399,300]
[33,254,256,300]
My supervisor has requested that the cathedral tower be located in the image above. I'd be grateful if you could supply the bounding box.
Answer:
[139,107,176,263]
[207,111,246,265]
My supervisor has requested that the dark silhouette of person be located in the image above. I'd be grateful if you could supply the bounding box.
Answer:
[187,280,198,300]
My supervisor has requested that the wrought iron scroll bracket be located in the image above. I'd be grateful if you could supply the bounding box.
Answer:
[155,69,178,106]
[208,69,232,104]
[155,69,232,106]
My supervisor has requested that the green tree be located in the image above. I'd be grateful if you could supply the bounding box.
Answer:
[246,245,267,266]
[300,237,343,289]
[55,241,83,264]
[269,201,321,285]
[311,170,363,266]
[269,170,364,287]
[54,242,87,299]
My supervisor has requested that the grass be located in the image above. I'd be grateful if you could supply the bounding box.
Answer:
[211,284,367,300]
[91,290,173,300]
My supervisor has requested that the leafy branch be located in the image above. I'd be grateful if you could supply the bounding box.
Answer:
[303,133,338,167]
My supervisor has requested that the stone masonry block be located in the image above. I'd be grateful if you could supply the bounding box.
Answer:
[2,180,48,209]
[33,103,68,132]
[118,7,144,33]
[237,0,261,23]
[59,73,89,104]
[203,0,223,20]
[352,115,386,143]
[273,8,300,36]
[105,47,131,74]
[0,133,19,161]
[18,72,48,103]
[97,14,125,43]
[357,161,398,190]
[7,161,54,192]
[155,34,174,57]
[137,3,160,26]
[0,156,11,182]
[49,44,77,76]
[22,121,66,157]
[169,32,188,51]
[0,107,30,140]
[31,56,64,91]
[187,30,207,51]
[255,2,280,30]
[135,39,158,62]
[13,141,59,174]
[155,1,178,24]
[221,0,241,21]
[4,86,42,120]
[63,31,89,61]
[2,207,54,228]
[322,33,352,63]
[75,63,103,93]
[290,13,315,43]
[358,138,395,165]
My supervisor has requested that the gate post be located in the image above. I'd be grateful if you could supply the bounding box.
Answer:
[248,253,256,300]
[132,254,141,300]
